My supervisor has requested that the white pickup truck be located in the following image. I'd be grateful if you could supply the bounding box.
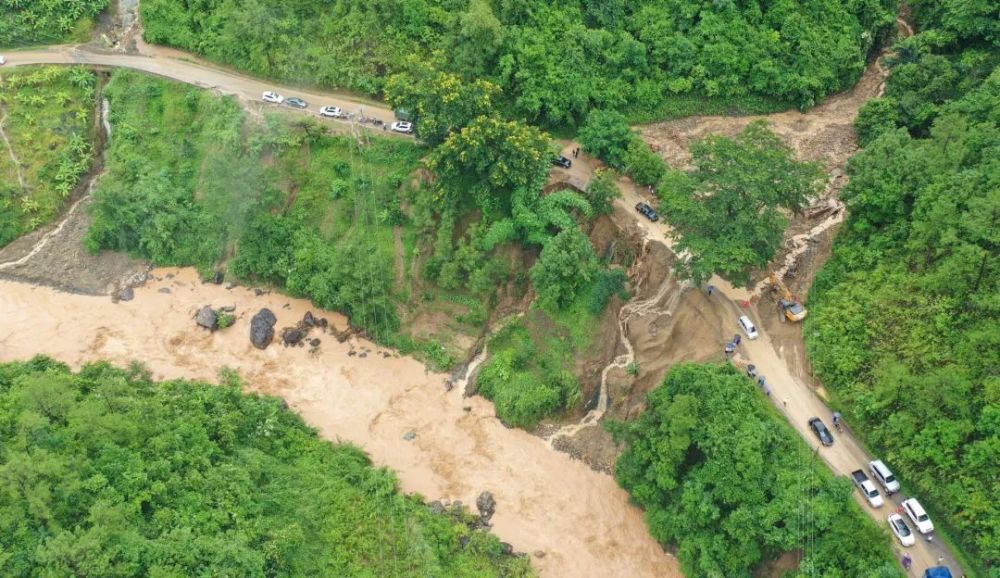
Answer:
[851,469,884,508]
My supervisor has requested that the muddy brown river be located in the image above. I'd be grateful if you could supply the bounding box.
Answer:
[0,268,679,578]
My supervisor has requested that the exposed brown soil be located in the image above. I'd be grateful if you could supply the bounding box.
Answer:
[0,195,150,295]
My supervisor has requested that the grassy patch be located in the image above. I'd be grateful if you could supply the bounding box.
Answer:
[478,289,610,428]
[0,66,96,247]
[0,1,110,47]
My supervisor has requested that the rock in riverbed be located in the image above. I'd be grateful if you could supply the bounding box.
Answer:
[196,306,218,330]
[250,308,277,349]
[282,327,305,346]
[476,491,496,522]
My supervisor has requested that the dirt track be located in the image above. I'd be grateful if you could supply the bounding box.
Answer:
[4,45,400,129]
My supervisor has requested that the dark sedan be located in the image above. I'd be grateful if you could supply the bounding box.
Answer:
[635,202,659,222]
[553,155,572,169]
[808,417,834,446]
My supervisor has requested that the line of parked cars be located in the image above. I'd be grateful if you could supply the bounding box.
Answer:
[735,313,937,554]
[261,91,413,133]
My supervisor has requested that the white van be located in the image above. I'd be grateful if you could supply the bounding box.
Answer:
[902,498,934,534]
[869,459,900,494]
[738,315,759,340]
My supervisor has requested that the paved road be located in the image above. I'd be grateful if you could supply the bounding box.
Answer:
[603,177,963,577]
[3,45,400,129]
[6,39,963,577]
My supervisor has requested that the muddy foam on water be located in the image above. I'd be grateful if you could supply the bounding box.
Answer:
[0,267,679,578]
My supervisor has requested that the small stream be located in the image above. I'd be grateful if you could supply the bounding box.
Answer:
[546,241,688,446]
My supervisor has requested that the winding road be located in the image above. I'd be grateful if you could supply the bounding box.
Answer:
[3,31,964,577]
[4,45,400,128]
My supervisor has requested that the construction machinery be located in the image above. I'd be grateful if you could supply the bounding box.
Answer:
[769,273,808,322]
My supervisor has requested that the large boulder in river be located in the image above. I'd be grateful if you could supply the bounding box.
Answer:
[281,327,306,346]
[196,306,218,330]
[250,308,277,349]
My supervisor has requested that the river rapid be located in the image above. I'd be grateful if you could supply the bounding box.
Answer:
[0,268,679,578]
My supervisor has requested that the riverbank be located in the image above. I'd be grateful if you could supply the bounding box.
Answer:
[0,268,680,578]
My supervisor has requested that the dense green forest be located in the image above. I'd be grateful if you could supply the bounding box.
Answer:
[807,0,1000,572]
[614,363,904,578]
[0,357,533,577]
[0,0,108,46]
[140,0,897,126]
[0,66,96,247]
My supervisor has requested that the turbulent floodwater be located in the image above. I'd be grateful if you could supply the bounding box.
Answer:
[0,268,679,578]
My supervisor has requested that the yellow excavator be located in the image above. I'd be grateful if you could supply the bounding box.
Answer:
[769,273,808,322]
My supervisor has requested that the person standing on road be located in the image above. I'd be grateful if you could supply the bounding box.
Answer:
[733,334,741,346]
[901,553,912,570]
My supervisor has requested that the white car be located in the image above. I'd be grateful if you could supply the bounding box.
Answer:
[738,315,759,340]
[0,56,6,66]
[902,498,934,534]
[390,121,413,134]
[888,513,916,547]
[262,91,284,104]
[319,106,345,118]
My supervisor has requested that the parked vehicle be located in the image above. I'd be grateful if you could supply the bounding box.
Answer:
[923,567,953,578]
[262,91,284,104]
[390,121,413,133]
[902,497,934,534]
[635,202,659,222]
[888,513,916,547]
[319,106,345,118]
[808,417,834,446]
[738,315,759,340]
[869,460,900,494]
[851,470,884,508]
[285,97,308,109]
[553,155,572,169]
[0,56,6,66]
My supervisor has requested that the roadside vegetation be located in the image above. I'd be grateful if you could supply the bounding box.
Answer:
[0,0,109,46]
[0,356,534,577]
[807,1,1000,571]
[613,363,905,578]
[140,0,897,126]
[0,66,96,248]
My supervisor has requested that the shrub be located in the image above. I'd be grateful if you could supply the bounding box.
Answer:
[623,138,667,187]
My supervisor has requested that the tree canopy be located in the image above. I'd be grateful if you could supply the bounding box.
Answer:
[139,0,898,126]
[614,363,905,578]
[658,121,824,286]
[530,227,599,310]
[0,357,534,577]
